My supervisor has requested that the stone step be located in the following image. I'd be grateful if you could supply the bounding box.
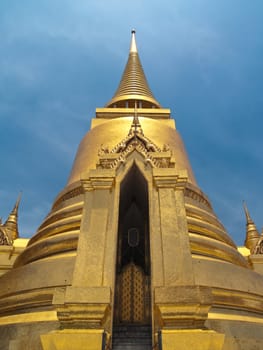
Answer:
[113,333,152,340]
[113,339,152,345]
[113,325,151,333]
[113,326,151,334]
[112,325,152,350]
[113,324,151,330]
[112,345,152,350]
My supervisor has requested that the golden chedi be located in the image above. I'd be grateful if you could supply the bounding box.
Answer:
[0,30,263,350]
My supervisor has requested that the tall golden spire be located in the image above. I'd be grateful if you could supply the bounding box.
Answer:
[106,30,161,109]
[4,193,21,241]
[243,201,259,252]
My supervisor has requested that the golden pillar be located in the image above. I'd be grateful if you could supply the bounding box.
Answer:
[41,169,116,350]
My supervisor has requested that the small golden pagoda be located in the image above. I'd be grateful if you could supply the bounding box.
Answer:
[1,30,263,350]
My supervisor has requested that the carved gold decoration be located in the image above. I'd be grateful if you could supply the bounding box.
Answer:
[53,186,84,209]
[0,228,11,246]
[253,237,263,254]
[184,187,212,209]
[96,116,175,171]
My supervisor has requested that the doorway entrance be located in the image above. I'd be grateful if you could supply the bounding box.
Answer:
[114,164,151,325]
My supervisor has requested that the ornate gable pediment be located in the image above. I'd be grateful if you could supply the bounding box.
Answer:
[97,116,175,170]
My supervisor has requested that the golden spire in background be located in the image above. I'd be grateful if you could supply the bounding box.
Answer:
[243,201,259,252]
[106,29,161,108]
[4,193,21,241]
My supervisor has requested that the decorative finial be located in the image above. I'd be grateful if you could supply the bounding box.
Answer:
[243,201,260,252]
[130,28,137,53]
[4,193,22,241]
[14,192,22,212]
[243,201,253,224]
[129,101,143,137]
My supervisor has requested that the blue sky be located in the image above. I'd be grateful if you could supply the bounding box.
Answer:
[0,1,263,245]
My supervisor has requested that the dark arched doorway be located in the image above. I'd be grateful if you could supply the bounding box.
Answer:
[114,163,151,326]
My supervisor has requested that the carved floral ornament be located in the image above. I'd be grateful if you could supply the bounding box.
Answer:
[96,118,175,171]
[253,236,263,255]
[0,226,12,246]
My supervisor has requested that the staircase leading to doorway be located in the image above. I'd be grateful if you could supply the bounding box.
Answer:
[112,324,152,350]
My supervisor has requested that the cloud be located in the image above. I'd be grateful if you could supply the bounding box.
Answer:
[0,0,263,245]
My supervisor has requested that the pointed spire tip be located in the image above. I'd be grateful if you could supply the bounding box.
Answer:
[243,200,252,223]
[13,192,22,212]
[130,29,137,53]
[105,29,161,108]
